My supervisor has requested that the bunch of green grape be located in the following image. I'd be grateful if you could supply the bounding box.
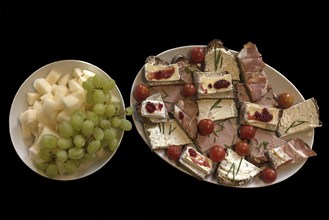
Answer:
[35,74,134,178]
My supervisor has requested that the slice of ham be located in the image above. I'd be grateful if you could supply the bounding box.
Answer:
[237,42,270,102]
[237,42,262,59]
[266,138,317,169]
[236,83,278,108]
[247,129,287,166]
[150,85,184,111]
[239,58,266,73]
[195,119,240,153]
[173,55,200,84]
[173,98,199,140]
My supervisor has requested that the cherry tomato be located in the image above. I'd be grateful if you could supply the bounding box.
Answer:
[197,119,214,136]
[183,83,196,97]
[166,145,182,161]
[239,125,256,140]
[133,84,150,101]
[190,47,205,63]
[261,167,277,183]
[278,92,294,109]
[234,140,250,156]
[209,145,226,162]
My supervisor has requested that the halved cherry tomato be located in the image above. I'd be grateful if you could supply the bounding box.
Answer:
[190,47,205,63]
[261,167,277,183]
[209,145,226,162]
[183,83,196,97]
[197,119,214,136]
[166,145,182,161]
[278,92,294,109]
[234,140,250,157]
[133,84,150,101]
[239,125,256,140]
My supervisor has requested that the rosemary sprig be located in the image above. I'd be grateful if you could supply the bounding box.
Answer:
[163,101,174,104]
[214,137,217,143]
[266,97,272,100]
[213,131,219,137]
[285,120,308,133]
[214,48,221,71]
[210,99,222,111]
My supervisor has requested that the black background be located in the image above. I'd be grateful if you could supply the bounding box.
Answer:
[2,0,327,218]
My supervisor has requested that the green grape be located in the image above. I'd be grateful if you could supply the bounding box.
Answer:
[35,158,49,171]
[86,91,94,104]
[73,110,86,120]
[45,163,59,178]
[105,104,116,117]
[92,127,104,141]
[56,149,68,162]
[84,153,96,161]
[99,119,111,130]
[82,77,95,91]
[40,145,52,159]
[70,113,84,131]
[81,120,94,137]
[93,103,106,115]
[87,140,101,154]
[93,74,104,89]
[125,106,134,116]
[104,91,112,104]
[119,119,132,131]
[102,78,116,91]
[111,116,122,128]
[73,134,86,148]
[57,138,73,150]
[101,139,108,148]
[113,102,122,114]
[108,138,119,152]
[64,160,80,175]
[41,134,58,149]
[103,128,117,140]
[68,147,85,160]
[93,90,106,104]
[59,121,74,138]
[86,111,99,126]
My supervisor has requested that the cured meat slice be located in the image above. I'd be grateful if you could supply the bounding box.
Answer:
[173,98,199,140]
[247,129,287,166]
[149,85,184,111]
[237,42,270,102]
[266,138,317,169]
[195,120,240,153]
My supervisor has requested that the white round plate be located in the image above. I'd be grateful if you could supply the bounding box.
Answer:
[9,60,125,180]
[130,45,314,188]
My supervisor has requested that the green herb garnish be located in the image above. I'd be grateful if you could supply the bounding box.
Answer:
[185,67,192,75]
[214,48,221,71]
[213,131,219,137]
[169,123,176,135]
[216,122,224,132]
[162,89,169,99]
[236,157,243,174]
[226,162,235,177]
[285,120,308,133]
[210,99,222,111]
[260,141,269,150]
[219,57,223,68]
